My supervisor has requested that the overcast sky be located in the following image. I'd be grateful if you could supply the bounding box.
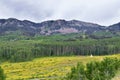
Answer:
[0,0,120,26]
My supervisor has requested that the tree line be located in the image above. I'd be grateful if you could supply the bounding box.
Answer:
[0,37,120,62]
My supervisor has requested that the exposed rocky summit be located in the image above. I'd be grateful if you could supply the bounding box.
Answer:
[0,18,119,36]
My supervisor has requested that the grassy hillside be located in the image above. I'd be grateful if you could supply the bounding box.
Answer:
[1,54,120,80]
[0,33,120,80]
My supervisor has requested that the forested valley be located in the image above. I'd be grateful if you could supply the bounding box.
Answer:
[0,35,120,62]
[0,18,120,80]
[0,32,120,80]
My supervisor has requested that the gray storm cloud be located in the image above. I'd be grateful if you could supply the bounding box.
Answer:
[0,0,120,26]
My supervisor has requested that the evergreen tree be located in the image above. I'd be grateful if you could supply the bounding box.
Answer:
[0,66,5,80]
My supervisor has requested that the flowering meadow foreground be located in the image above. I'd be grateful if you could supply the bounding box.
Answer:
[1,54,120,80]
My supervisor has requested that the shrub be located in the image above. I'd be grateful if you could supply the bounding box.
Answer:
[66,58,120,80]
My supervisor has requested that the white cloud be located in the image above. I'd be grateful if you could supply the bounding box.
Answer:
[0,0,120,26]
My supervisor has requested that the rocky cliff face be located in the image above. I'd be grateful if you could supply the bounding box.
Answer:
[0,18,119,36]
[38,20,105,35]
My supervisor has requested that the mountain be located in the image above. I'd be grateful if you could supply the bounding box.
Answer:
[0,18,37,36]
[39,20,106,35]
[108,22,120,31]
[0,18,119,37]
[107,22,120,36]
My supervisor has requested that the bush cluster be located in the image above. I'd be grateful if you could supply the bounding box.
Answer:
[66,58,120,80]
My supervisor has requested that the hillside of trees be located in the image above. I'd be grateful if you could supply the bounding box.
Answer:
[0,36,120,62]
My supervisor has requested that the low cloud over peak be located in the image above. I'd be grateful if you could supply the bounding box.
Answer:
[0,0,120,26]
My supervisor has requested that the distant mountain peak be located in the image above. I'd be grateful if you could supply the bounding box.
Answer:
[8,18,18,20]
[0,18,119,36]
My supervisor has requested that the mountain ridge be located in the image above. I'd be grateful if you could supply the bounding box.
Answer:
[0,18,119,37]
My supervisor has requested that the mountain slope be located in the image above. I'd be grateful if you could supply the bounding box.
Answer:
[0,18,119,37]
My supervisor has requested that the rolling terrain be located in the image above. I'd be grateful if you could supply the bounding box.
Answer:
[0,18,120,80]
[1,54,120,80]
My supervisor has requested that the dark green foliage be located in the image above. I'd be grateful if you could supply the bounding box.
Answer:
[10,49,33,62]
[66,63,87,80]
[0,66,5,80]
[0,37,120,62]
[66,58,120,80]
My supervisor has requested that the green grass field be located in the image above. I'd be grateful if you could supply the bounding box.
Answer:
[1,54,120,80]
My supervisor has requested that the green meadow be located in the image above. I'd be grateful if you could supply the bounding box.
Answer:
[1,54,120,80]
